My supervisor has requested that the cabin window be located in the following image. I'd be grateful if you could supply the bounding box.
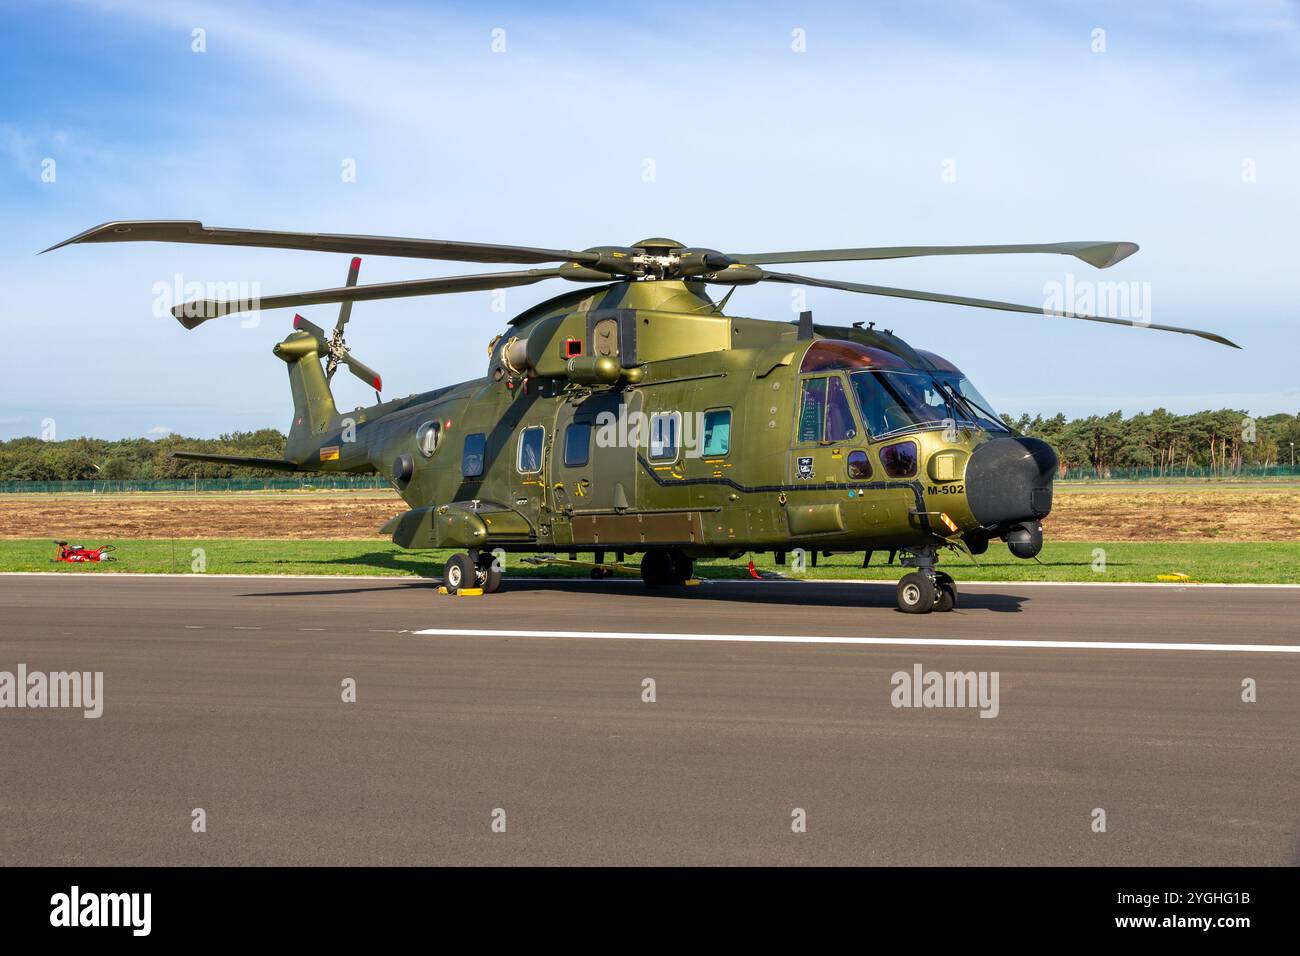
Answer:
[847,449,872,479]
[702,409,731,457]
[879,440,919,479]
[517,426,545,474]
[564,422,592,467]
[416,421,440,457]
[648,411,681,461]
[461,433,486,478]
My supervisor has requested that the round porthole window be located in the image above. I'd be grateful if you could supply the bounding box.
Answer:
[416,421,440,457]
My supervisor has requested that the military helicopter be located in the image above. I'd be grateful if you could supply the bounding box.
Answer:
[46,222,1237,612]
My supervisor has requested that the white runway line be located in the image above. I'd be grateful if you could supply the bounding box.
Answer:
[409,627,1300,654]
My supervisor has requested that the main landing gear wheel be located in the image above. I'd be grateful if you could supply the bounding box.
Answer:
[641,550,674,588]
[934,572,957,612]
[443,552,476,594]
[669,550,693,584]
[641,549,692,587]
[896,572,936,614]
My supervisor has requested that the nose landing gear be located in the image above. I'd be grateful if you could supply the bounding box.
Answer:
[896,572,934,613]
[893,547,956,613]
[442,549,504,594]
[442,552,475,594]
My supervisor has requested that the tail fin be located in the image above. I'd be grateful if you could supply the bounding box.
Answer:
[274,331,339,461]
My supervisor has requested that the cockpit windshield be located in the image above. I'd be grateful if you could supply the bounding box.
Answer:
[932,373,1009,433]
[848,369,1009,439]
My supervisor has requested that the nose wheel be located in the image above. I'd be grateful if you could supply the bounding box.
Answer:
[443,552,475,593]
[895,570,957,613]
[442,550,504,594]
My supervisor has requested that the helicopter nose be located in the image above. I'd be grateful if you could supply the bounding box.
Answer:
[965,436,1058,527]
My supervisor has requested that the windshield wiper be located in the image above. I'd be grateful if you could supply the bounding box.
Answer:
[933,382,989,434]
[874,418,957,440]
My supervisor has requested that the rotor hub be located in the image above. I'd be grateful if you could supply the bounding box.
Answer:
[579,239,737,281]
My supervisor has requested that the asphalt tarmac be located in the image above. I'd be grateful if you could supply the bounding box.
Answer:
[2,573,1297,866]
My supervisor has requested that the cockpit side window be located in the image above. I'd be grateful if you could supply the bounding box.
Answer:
[797,378,827,443]
[798,376,858,444]
[825,377,858,442]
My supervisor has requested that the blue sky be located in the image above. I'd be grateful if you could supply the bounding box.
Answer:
[2,0,1298,439]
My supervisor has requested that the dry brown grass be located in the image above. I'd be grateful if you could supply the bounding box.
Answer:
[0,490,404,540]
[1,485,1297,542]
[1045,487,1300,542]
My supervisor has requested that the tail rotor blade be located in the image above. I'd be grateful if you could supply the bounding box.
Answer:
[291,313,329,350]
[336,257,361,333]
[343,354,382,393]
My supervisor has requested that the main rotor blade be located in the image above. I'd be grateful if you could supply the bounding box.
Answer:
[759,270,1240,348]
[44,220,602,266]
[733,241,1139,270]
[171,268,566,327]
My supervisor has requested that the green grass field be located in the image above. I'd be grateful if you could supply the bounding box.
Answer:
[4,538,1298,583]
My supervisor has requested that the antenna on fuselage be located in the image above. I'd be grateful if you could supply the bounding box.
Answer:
[797,310,814,340]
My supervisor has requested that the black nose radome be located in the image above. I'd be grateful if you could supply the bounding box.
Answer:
[966,437,1058,527]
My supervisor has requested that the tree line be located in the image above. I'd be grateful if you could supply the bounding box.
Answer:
[2,409,1299,480]
[0,430,290,480]
[1003,409,1300,476]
